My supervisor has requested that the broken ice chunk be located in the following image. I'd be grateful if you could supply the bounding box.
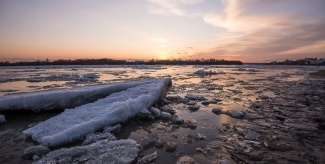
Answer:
[137,151,158,164]
[149,107,161,118]
[22,145,50,160]
[0,114,6,123]
[82,132,116,145]
[35,139,139,164]
[185,94,206,101]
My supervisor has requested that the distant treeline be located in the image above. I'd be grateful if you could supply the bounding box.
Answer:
[146,59,243,65]
[0,58,242,66]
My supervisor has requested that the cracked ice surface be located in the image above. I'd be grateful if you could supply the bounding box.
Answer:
[23,78,171,147]
[35,139,139,164]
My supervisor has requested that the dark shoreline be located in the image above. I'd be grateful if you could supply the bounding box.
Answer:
[0,58,243,66]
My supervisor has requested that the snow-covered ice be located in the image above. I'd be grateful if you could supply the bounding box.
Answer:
[0,80,160,112]
[35,139,139,164]
[23,78,171,146]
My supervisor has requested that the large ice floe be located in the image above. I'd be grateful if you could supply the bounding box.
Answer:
[0,79,169,112]
[23,78,171,147]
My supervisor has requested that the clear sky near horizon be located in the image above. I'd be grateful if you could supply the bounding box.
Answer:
[0,0,325,63]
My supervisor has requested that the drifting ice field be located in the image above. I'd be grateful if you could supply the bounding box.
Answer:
[0,65,324,164]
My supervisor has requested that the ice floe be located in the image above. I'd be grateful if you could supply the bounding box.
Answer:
[160,112,172,120]
[193,69,218,75]
[22,145,50,160]
[23,78,171,146]
[0,114,6,123]
[141,132,158,147]
[0,79,167,112]
[81,132,116,145]
[185,94,206,101]
[35,139,139,164]
[132,65,167,70]
[137,151,158,164]
[103,124,122,133]
[149,107,161,118]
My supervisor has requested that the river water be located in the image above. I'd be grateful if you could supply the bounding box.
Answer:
[0,65,324,163]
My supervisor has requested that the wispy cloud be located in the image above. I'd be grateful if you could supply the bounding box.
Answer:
[198,0,325,62]
[220,0,226,5]
[50,22,72,29]
[147,0,204,16]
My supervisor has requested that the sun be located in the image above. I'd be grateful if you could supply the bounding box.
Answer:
[158,51,170,60]
[158,55,169,60]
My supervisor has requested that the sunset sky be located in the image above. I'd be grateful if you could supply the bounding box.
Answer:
[1,0,325,62]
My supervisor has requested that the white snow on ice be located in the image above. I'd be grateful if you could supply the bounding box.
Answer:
[0,80,159,112]
[23,78,171,147]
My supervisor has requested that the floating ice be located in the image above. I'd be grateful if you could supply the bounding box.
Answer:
[0,114,6,123]
[132,65,166,70]
[26,76,43,82]
[81,132,116,145]
[0,79,164,112]
[164,142,177,152]
[172,116,184,124]
[193,69,217,75]
[176,155,197,164]
[160,112,172,120]
[141,132,158,147]
[22,145,50,160]
[185,94,206,101]
[184,119,197,128]
[137,151,158,164]
[149,107,161,118]
[212,108,223,114]
[224,109,246,119]
[136,108,155,120]
[35,139,139,164]
[23,78,171,147]
[160,106,176,114]
[188,105,200,110]
[103,124,122,133]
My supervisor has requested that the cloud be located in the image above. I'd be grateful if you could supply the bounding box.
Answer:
[220,0,226,5]
[198,0,325,62]
[147,0,203,16]
[50,22,72,29]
